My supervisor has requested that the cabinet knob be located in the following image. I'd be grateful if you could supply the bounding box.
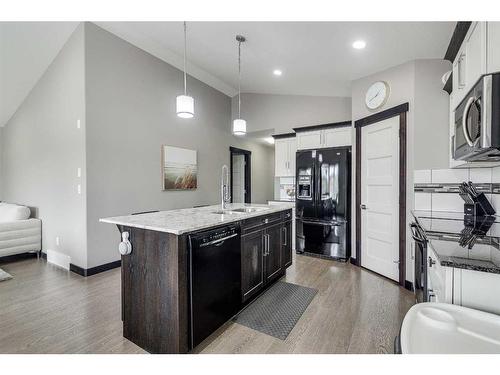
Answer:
[119,231,132,255]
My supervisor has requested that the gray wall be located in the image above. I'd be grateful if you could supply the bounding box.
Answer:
[414,59,451,170]
[0,127,3,199]
[85,23,274,268]
[1,25,87,267]
[350,58,450,282]
[231,93,351,134]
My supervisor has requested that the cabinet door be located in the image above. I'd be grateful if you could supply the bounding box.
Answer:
[297,130,322,150]
[241,230,264,302]
[323,127,352,147]
[487,22,500,74]
[264,224,282,282]
[465,22,486,92]
[274,139,289,177]
[288,138,297,176]
[458,268,500,315]
[452,47,467,111]
[281,221,292,268]
[449,93,468,168]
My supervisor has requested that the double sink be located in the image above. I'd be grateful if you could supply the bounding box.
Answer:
[212,206,269,215]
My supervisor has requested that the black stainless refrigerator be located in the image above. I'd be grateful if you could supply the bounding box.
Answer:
[295,147,351,260]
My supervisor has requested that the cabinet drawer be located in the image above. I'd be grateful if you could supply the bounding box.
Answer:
[241,213,282,234]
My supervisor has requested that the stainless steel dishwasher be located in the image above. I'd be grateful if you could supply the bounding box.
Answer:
[188,224,241,349]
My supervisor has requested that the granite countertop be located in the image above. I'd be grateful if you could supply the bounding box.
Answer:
[100,203,292,235]
[412,210,500,274]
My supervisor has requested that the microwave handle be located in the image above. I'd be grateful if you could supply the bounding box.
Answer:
[462,96,476,147]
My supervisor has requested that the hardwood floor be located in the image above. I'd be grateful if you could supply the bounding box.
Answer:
[0,254,414,354]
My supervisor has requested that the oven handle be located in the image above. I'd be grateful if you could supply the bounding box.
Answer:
[462,96,476,147]
[198,233,239,247]
[410,222,426,244]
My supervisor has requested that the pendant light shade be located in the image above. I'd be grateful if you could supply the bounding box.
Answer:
[176,95,194,118]
[232,119,247,135]
[232,35,246,135]
[176,21,194,119]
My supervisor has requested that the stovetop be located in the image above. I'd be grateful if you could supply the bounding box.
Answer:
[412,210,500,274]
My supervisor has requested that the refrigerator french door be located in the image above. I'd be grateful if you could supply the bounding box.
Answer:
[296,147,351,260]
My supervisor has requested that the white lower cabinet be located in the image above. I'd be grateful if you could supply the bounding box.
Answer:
[427,245,454,303]
[454,268,500,315]
[427,243,500,314]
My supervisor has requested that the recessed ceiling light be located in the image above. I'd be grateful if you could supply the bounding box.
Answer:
[352,40,366,50]
[273,69,282,76]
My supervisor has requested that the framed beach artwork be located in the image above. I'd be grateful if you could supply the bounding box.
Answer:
[161,145,197,190]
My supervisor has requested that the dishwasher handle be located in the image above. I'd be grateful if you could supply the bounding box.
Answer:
[198,232,239,248]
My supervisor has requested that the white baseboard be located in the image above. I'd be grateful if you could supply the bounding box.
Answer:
[46,250,70,270]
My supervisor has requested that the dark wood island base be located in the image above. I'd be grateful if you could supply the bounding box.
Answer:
[114,208,293,354]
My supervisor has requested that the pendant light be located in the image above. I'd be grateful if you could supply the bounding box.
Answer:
[233,35,246,135]
[176,21,194,118]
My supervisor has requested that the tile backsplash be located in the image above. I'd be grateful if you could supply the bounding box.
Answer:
[414,167,500,212]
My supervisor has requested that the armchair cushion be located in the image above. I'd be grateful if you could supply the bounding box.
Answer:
[0,203,31,222]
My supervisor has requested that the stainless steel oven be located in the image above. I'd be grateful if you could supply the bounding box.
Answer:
[410,222,428,303]
[454,73,500,162]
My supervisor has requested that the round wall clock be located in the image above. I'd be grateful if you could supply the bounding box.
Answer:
[365,81,390,110]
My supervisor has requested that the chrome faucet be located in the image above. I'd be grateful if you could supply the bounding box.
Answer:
[221,165,231,210]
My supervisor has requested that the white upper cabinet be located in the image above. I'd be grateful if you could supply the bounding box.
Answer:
[487,22,500,74]
[450,22,500,111]
[296,126,352,150]
[288,137,297,176]
[274,137,297,177]
[451,22,487,110]
[323,126,352,148]
[296,130,322,150]
[465,22,486,90]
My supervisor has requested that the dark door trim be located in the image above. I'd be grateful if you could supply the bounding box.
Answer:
[229,147,251,204]
[354,103,408,287]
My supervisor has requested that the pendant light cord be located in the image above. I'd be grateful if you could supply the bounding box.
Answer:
[238,38,242,118]
[183,21,187,96]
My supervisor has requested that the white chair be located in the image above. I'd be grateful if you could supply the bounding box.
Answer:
[0,203,41,258]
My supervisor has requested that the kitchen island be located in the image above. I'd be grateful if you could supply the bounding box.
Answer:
[100,203,293,353]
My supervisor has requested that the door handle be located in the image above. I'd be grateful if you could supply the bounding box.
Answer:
[264,234,269,256]
[360,204,367,210]
[283,227,287,246]
[428,257,436,268]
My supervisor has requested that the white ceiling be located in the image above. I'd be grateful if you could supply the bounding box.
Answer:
[0,21,455,127]
[96,21,455,97]
[0,22,79,127]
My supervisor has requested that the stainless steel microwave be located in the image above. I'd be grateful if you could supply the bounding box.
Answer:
[454,73,500,162]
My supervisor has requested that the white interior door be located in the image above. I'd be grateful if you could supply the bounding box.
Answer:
[361,116,400,281]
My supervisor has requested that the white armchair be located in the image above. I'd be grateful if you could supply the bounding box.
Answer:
[0,203,42,258]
